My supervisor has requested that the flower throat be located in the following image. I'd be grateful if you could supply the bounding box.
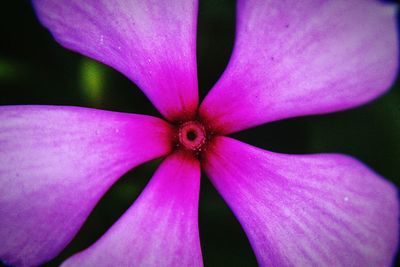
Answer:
[177,121,207,152]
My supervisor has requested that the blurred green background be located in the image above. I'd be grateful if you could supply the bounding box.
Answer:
[1,1,399,266]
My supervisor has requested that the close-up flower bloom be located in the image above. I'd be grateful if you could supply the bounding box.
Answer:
[1,0,399,266]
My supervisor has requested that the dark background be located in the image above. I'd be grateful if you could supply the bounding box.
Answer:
[1,1,399,266]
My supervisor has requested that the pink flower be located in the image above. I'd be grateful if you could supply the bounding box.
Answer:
[0,0,399,266]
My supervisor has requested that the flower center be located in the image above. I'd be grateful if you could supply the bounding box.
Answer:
[178,121,206,151]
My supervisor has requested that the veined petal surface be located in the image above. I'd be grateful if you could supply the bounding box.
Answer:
[62,152,202,267]
[200,0,398,134]
[0,106,173,267]
[204,137,399,266]
[33,0,199,121]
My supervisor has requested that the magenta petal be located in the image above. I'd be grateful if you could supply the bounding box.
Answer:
[0,106,173,267]
[200,0,398,134]
[204,137,399,266]
[32,0,199,121]
[62,152,202,267]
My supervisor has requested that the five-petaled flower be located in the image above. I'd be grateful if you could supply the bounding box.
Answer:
[0,0,399,266]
